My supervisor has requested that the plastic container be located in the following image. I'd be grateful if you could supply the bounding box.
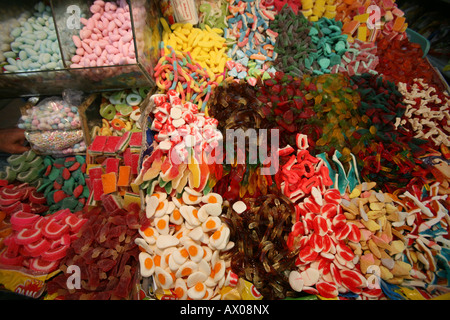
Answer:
[406,28,430,58]
[0,0,162,98]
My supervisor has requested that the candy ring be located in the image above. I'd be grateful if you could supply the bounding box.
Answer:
[115,103,133,116]
[91,126,101,139]
[130,108,141,122]
[100,104,116,121]
[101,127,112,136]
[124,121,132,131]
[109,91,127,105]
[139,87,150,98]
[111,118,126,131]
[102,119,111,129]
[126,93,142,106]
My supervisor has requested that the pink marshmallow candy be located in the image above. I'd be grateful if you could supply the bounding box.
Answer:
[70,0,136,69]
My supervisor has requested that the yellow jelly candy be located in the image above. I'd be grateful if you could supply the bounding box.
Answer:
[188,154,201,189]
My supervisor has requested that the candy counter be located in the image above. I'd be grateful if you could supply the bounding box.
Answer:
[0,0,449,302]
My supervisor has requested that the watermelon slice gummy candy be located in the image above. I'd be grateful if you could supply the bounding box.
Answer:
[42,219,70,239]
[0,248,24,266]
[29,258,59,273]
[41,245,68,262]
[10,211,40,228]
[25,238,51,257]
[64,215,87,233]
[0,187,23,200]
[15,228,42,245]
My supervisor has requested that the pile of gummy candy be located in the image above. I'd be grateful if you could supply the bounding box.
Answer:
[0,0,449,301]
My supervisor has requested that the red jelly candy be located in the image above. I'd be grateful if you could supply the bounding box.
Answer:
[29,258,59,273]
[73,185,84,199]
[98,258,116,272]
[52,209,72,221]
[41,245,68,262]
[25,238,51,257]
[0,249,24,266]
[15,228,42,245]
[65,215,87,233]
[69,162,81,172]
[10,211,40,228]
[316,281,338,298]
[42,220,70,239]
[53,190,68,203]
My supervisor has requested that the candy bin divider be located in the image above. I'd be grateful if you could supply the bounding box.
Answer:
[77,92,100,147]
[129,0,161,82]
[136,92,159,211]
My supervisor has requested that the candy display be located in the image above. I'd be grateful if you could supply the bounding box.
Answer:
[1,0,450,302]
[46,204,142,299]
[0,208,86,272]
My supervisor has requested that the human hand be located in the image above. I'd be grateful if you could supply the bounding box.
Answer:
[0,127,30,154]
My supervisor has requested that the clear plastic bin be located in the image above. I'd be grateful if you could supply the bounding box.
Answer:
[0,0,162,98]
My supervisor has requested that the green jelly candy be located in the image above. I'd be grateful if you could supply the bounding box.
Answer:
[44,156,53,167]
[319,58,330,69]
[309,27,318,37]
[164,181,172,194]
[48,203,60,214]
[71,169,85,185]
[82,186,90,198]
[75,155,85,164]
[321,27,331,35]
[7,154,25,166]
[330,54,341,66]
[31,178,43,189]
[46,190,56,205]
[24,150,37,162]
[62,177,75,195]
[29,156,43,168]
[54,158,65,166]
[37,179,53,192]
[77,172,85,186]
[335,41,346,52]
[17,167,40,183]
[61,196,79,211]
[4,167,17,182]
[74,200,85,212]
[48,167,61,181]
[159,178,169,187]
[64,160,76,168]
